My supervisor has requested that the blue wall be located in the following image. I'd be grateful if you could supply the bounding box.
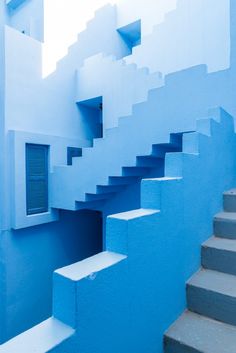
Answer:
[0,0,235,348]
[0,2,131,343]
[1,209,102,342]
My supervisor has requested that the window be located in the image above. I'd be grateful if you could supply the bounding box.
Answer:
[26,144,49,215]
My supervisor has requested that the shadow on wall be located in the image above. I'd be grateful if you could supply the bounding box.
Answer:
[2,209,103,342]
[78,96,103,139]
[1,0,235,347]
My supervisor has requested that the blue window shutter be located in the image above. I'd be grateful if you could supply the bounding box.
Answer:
[26,144,49,215]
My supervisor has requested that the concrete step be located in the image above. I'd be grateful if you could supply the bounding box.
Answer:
[75,199,106,211]
[202,236,236,275]
[152,143,181,158]
[0,318,74,353]
[85,192,116,202]
[108,175,140,185]
[223,189,236,212]
[187,269,236,326]
[122,166,150,176]
[136,155,163,167]
[96,184,126,194]
[164,311,236,353]
[214,212,236,239]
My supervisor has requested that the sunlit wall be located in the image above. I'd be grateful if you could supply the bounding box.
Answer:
[43,0,118,76]
[42,0,177,76]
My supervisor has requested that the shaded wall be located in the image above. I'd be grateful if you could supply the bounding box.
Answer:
[1,209,102,342]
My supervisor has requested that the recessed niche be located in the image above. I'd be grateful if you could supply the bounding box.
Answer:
[77,96,103,140]
[117,19,141,52]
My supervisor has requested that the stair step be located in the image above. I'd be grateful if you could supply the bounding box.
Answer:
[96,184,126,194]
[170,132,184,146]
[152,143,181,158]
[122,166,150,176]
[75,199,106,211]
[202,236,236,275]
[187,269,236,326]
[164,311,236,353]
[85,192,116,202]
[0,318,75,353]
[136,155,163,167]
[108,176,140,185]
[223,189,236,212]
[214,212,236,239]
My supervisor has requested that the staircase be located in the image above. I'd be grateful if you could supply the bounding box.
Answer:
[52,133,183,211]
[164,189,236,353]
[2,107,236,353]
[52,62,213,212]
[125,0,227,75]
[52,46,165,211]
[50,0,236,215]
[51,4,130,73]
[76,53,163,130]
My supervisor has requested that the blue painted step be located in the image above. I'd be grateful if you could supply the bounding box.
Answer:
[136,155,163,168]
[73,133,184,210]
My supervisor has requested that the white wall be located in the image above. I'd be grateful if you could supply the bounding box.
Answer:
[116,0,177,35]
[42,0,230,77]
[3,0,232,229]
[43,0,118,76]
[124,0,230,74]
[42,0,177,76]
[8,0,44,41]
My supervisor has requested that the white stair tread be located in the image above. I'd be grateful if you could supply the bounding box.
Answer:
[214,212,236,222]
[108,208,159,221]
[55,251,126,281]
[223,189,236,196]
[203,236,236,252]
[166,311,236,353]
[188,269,236,297]
[0,318,74,353]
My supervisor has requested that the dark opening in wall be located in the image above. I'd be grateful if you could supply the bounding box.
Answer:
[67,147,82,166]
[117,19,141,52]
[77,96,103,140]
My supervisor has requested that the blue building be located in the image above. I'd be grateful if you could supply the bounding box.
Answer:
[0,0,236,352]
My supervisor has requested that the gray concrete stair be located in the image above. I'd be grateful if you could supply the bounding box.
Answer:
[187,269,236,326]
[202,236,236,275]
[164,311,236,353]
[164,188,236,353]
[214,212,236,239]
[223,189,236,212]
